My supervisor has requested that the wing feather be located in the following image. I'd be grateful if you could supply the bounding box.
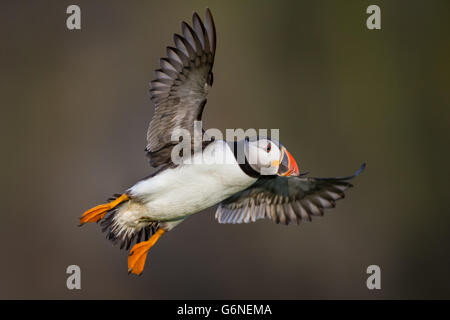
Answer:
[146,9,216,167]
[216,163,366,225]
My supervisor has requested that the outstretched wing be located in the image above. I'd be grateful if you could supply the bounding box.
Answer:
[215,163,366,225]
[146,9,216,167]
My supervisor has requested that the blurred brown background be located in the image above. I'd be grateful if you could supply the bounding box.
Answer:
[0,0,449,299]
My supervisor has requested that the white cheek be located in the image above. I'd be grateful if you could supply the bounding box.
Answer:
[259,151,274,166]
[273,149,281,162]
[247,146,261,165]
[247,144,280,168]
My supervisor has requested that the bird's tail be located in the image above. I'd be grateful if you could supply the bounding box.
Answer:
[99,195,159,250]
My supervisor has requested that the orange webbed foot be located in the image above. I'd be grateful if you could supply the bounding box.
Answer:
[79,194,129,226]
[128,229,165,275]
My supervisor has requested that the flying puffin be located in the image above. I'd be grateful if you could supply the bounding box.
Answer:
[80,9,365,276]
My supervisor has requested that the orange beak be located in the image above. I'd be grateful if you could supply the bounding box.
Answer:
[278,147,300,177]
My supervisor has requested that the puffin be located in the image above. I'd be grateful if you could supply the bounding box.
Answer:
[80,8,365,276]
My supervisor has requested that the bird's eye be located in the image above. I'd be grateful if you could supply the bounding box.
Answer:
[266,143,271,153]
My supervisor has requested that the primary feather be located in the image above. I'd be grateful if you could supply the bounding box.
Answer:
[146,9,216,168]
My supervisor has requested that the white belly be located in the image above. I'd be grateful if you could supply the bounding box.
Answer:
[128,141,257,221]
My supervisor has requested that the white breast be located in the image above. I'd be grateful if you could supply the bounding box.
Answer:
[128,141,257,221]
